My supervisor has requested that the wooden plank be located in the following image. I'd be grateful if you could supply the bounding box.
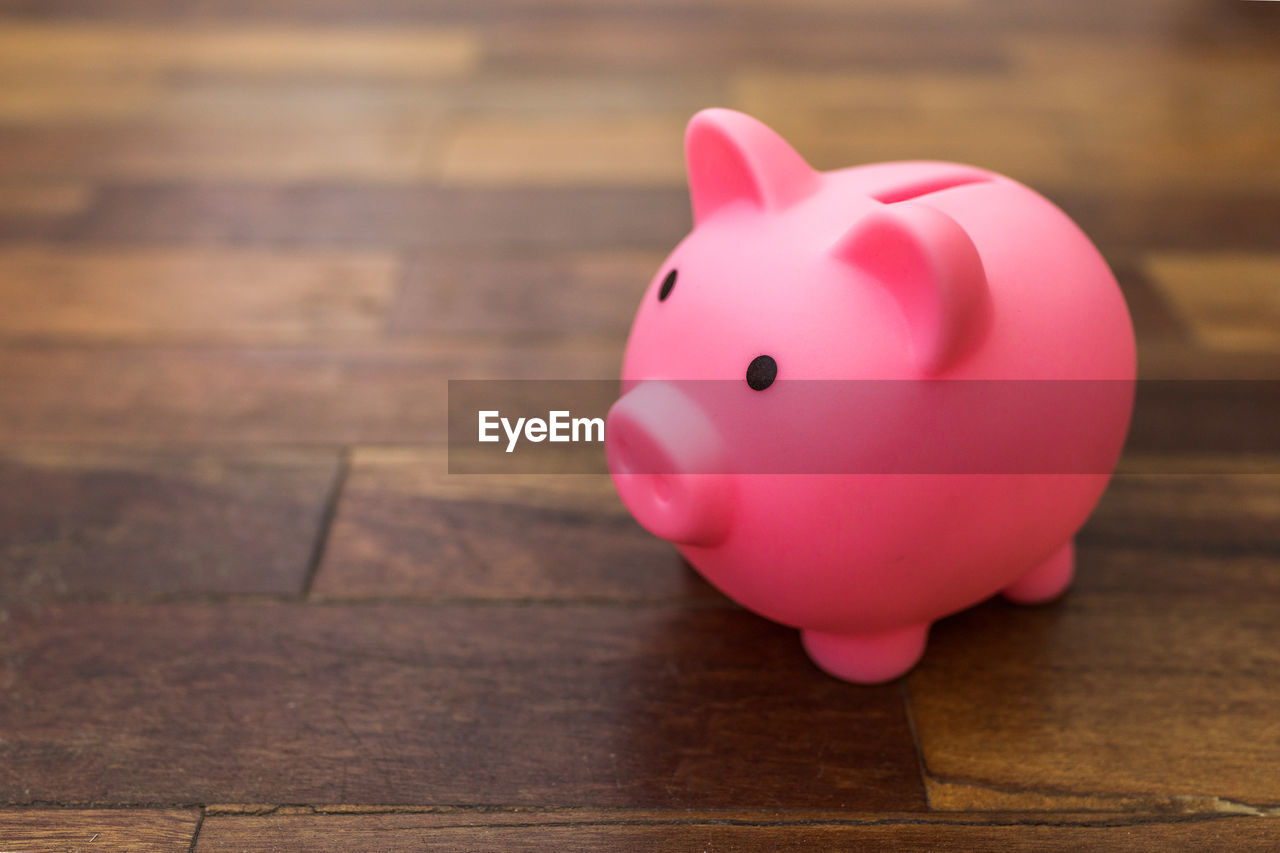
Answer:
[0,447,339,599]
[1070,547,1280,610]
[733,71,1075,180]
[1050,189,1280,254]
[1082,464,1280,557]
[311,448,717,601]
[1144,253,1280,352]
[0,246,396,341]
[314,448,1280,599]
[907,457,1280,811]
[970,0,1280,37]
[732,52,1280,191]
[0,247,398,342]
[424,72,727,119]
[0,182,91,216]
[1109,260,1190,344]
[0,809,199,852]
[1135,343,1280,381]
[440,117,686,186]
[194,812,1280,851]
[58,185,692,251]
[1007,33,1280,82]
[0,0,974,25]
[0,0,1269,38]
[0,69,711,130]
[0,602,926,809]
[483,19,1004,74]
[907,567,1280,810]
[0,77,158,123]
[0,23,477,77]
[1126,380,1280,457]
[0,340,619,444]
[131,77,446,127]
[135,74,724,125]
[389,251,659,336]
[0,119,442,182]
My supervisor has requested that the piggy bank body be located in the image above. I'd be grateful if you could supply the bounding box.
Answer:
[606,109,1135,683]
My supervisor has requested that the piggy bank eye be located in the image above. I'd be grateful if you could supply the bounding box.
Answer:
[746,355,777,391]
[657,269,677,301]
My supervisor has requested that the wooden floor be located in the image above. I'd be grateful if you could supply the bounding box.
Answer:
[1,0,1278,849]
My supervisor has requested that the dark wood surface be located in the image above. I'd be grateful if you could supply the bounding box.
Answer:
[193,811,1278,853]
[1,0,1278,849]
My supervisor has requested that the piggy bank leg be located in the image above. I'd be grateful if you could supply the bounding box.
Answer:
[801,624,929,684]
[1002,540,1075,604]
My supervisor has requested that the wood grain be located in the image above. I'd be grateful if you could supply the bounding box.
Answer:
[312,448,717,601]
[0,247,398,342]
[907,594,1280,810]
[59,185,693,251]
[907,454,1280,811]
[0,809,199,852]
[0,77,159,123]
[0,340,618,444]
[732,38,1280,191]
[0,602,926,809]
[1051,189,1280,254]
[0,23,477,77]
[195,812,1280,852]
[389,251,660,336]
[0,182,92,216]
[441,118,686,186]
[100,74,722,127]
[0,446,339,599]
[0,0,973,23]
[0,120,443,182]
[0,73,158,122]
[1126,381,1280,458]
[1109,261,1190,345]
[482,18,1004,74]
[1081,464,1280,558]
[1144,253,1280,352]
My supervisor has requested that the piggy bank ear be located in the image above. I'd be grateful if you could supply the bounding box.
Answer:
[832,202,990,374]
[685,108,818,225]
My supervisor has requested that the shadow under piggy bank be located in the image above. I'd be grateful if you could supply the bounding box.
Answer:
[605,602,928,810]
[605,588,1070,810]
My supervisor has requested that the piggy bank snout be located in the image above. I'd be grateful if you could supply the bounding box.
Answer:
[606,382,734,547]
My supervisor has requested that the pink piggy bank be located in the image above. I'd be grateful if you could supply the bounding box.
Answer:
[605,109,1135,684]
